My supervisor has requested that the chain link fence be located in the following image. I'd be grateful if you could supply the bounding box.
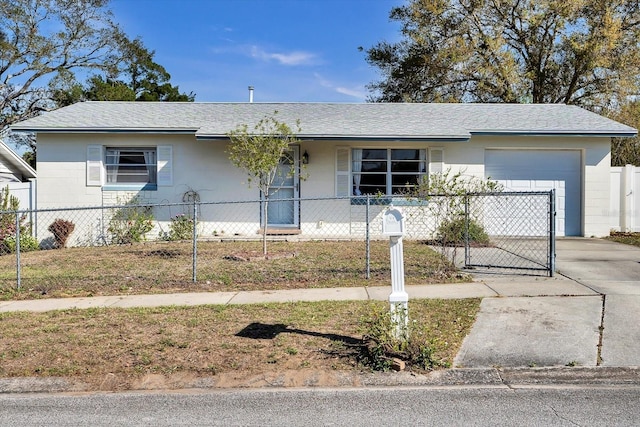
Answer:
[0,192,554,292]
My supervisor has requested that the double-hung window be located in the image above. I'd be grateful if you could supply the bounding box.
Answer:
[105,148,157,186]
[352,149,427,196]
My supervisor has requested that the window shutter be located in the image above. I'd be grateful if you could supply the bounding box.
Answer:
[157,145,173,186]
[429,148,444,174]
[86,145,103,186]
[335,147,350,197]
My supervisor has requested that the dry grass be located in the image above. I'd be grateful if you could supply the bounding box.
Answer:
[0,299,480,390]
[0,240,468,300]
[0,240,479,391]
[607,232,640,247]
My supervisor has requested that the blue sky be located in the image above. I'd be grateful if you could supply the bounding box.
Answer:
[109,0,403,103]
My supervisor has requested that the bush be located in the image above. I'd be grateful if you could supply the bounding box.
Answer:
[358,306,449,372]
[107,197,154,244]
[3,235,39,253]
[436,217,490,246]
[167,214,194,241]
[0,186,37,255]
[48,219,75,248]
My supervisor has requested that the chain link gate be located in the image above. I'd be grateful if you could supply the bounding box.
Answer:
[463,190,556,276]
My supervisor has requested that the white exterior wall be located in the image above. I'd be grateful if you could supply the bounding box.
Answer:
[584,143,612,237]
[36,133,263,244]
[37,133,260,208]
[36,133,612,242]
[444,136,611,237]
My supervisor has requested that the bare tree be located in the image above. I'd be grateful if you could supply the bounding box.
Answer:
[0,0,124,136]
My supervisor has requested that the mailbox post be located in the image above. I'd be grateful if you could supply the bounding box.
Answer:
[382,205,408,340]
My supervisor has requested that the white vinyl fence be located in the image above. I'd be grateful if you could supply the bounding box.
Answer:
[4,181,36,211]
[611,165,640,232]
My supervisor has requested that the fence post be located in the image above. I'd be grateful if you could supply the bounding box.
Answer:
[29,179,37,240]
[365,195,370,280]
[15,211,21,291]
[549,189,556,277]
[623,165,635,232]
[192,200,198,283]
[464,193,470,267]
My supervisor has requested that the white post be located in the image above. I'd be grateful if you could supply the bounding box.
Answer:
[624,165,635,232]
[621,165,631,232]
[383,205,408,340]
[389,235,408,340]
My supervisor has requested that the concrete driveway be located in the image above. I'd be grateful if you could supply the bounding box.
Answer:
[455,238,640,368]
[556,238,640,294]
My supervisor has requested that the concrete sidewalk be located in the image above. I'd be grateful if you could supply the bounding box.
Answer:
[0,276,591,313]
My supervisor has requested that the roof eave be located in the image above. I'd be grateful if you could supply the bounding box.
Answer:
[10,127,199,134]
[196,134,472,142]
[0,140,36,179]
[471,130,638,138]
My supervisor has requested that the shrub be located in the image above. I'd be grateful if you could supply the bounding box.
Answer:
[436,217,490,246]
[0,186,37,255]
[167,214,194,241]
[3,235,39,253]
[107,197,154,244]
[358,306,449,372]
[48,219,75,248]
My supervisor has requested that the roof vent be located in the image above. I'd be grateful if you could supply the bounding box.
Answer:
[248,86,254,103]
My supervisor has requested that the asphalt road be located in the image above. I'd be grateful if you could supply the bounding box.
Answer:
[2,385,640,426]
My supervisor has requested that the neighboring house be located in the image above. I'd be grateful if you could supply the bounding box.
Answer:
[0,139,37,211]
[10,101,637,240]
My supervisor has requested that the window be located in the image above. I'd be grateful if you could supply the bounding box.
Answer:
[105,148,157,185]
[352,149,427,196]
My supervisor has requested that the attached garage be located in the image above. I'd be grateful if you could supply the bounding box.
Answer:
[485,149,582,236]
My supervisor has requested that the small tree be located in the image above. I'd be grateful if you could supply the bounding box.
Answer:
[226,111,301,255]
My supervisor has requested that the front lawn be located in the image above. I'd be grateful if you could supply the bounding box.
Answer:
[0,240,468,300]
[0,298,481,390]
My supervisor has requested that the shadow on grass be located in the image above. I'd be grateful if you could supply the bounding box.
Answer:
[236,322,362,346]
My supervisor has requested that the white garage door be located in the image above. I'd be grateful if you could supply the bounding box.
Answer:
[485,149,582,236]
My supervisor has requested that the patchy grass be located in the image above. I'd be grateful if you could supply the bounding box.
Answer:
[0,240,468,300]
[607,232,640,247]
[0,299,480,390]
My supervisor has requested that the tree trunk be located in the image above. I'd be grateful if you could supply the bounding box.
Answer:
[262,197,269,256]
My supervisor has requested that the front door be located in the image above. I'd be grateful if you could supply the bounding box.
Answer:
[265,147,300,228]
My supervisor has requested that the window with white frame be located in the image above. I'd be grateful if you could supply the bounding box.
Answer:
[105,148,157,185]
[352,148,427,196]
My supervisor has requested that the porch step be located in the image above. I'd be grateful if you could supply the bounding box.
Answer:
[259,228,302,236]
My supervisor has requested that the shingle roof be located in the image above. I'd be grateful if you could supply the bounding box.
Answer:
[10,101,637,139]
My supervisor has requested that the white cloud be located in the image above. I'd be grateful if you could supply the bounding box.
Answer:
[314,73,367,100]
[335,86,367,99]
[250,46,317,66]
